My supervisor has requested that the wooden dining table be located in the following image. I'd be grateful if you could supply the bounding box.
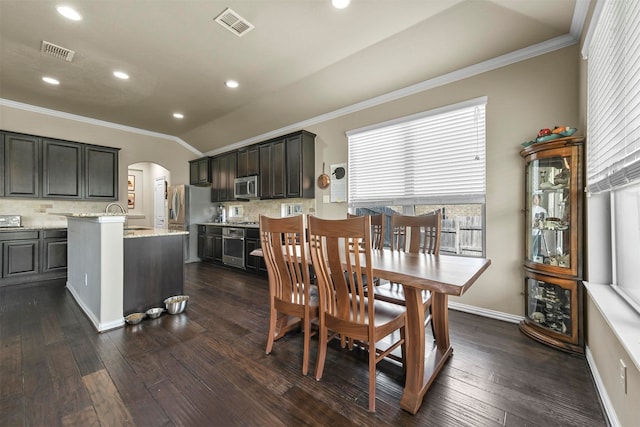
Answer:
[370,249,491,414]
[250,246,491,414]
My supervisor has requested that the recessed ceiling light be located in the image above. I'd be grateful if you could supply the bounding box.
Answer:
[225,80,239,88]
[113,71,129,80]
[332,0,351,9]
[57,5,82,21]
[42,76,60,85]
[173,113,184,119]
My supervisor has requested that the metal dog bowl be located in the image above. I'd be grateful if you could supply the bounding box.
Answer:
[125,312,145,325]
[164,295,189,314]
[146,307,165,319]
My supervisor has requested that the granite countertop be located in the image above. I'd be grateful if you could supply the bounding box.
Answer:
[124,228,189,239]
[51,212,126,218]
[198,222,259,228]
[0,225,67,231]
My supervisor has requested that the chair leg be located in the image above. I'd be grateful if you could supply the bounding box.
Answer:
[265,307,277,354]
[315,325,328,381]
[400,326,407,376]
[301,317,310,376]
[368,342,376,412]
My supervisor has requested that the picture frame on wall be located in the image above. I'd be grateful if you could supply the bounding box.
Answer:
[128,192,135,209]
[128,175,135,191]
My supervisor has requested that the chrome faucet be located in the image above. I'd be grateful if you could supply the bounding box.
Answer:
[105,202,126,214]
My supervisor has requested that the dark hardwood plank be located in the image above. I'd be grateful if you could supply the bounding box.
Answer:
[0,264,608,426]
[82,369,134,426]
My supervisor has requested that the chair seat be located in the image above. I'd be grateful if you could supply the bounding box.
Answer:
[372,281,431,306]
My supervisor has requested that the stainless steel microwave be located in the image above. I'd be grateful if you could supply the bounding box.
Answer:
[234,175,259,199]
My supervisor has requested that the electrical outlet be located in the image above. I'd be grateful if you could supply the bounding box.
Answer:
[323,195,330,204]
[619,359,627,394]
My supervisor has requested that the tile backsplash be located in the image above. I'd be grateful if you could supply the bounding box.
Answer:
[222,198,315,222]
[0,197,317,228]
[0,199,110,227]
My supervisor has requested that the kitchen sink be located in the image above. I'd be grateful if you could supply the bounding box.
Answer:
[124,226,153,231]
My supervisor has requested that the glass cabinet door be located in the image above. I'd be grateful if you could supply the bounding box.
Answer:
[526,278,572,337]
[525,149,577,276]
[523,273,581,346]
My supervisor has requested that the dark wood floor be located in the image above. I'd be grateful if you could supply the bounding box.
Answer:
[1,262,607,426]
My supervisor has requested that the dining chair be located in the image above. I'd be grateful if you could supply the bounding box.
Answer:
[347,212,385,250]
[308,215,406,412]
[373,211,442,337]
[260,214,318,376]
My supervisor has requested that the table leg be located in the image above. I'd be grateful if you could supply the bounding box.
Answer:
[400,288,454,414]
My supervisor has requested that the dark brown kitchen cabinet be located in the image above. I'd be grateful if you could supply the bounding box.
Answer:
[42,139,82,199]
[0,136,4,196]
[3,132,40,197]
[1,130,119,201]
[198,225,222,263]
[285,131,315,199]
[259,139,286,199]
[244,228,266,275]
[211,152,237,202]
[41,229,68,273]
[1,231,40,278]
[237,145,259,177]
[85,146,119,200]
[0,229,68,287]
[189,157,211,186]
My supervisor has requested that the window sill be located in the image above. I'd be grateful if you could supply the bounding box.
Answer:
[584,281,640,371]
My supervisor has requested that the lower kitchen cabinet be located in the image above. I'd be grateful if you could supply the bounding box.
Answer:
[3,236,39,277]
[0,228,67,286]
[245,228,266,275]
[41,229,68,273]
[198,225,222,263]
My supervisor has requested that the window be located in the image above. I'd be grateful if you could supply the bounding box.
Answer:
[584,0,640,311]
[347,97,486,257]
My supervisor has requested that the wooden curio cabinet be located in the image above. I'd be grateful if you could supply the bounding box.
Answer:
[519,136,585,354]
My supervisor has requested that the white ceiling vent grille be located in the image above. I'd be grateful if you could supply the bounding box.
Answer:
[214,8,254,37]
[41,41,75,62]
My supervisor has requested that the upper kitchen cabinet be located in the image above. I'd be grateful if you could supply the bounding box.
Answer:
[84,145,119,200]
[42,139,83,199]
[259,138,286,199]
[3,132,41,198]
[211,151,237,202]
[285,131,315,199]
[0,131,119,201]
[189,157,211,186]
[237,145,259,177]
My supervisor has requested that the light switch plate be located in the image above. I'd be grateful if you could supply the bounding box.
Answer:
[619,359,627,394]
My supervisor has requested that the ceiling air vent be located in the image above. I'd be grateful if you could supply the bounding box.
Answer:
[41,41,75,62]
[214,7,254,37]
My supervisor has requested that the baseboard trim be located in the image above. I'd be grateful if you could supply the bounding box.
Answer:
[585,346,619,427]
[448,301,524,324]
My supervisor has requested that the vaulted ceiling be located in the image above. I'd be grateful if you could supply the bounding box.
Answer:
[0,1,583,154]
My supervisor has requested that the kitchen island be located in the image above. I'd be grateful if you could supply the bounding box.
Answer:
[60,214,188,331]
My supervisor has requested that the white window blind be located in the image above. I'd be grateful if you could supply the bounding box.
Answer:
[586,0,640,193]
[347,97,486,208]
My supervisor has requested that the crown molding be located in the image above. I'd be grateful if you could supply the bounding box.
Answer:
[0,98,203,156]
[207,32,580,156]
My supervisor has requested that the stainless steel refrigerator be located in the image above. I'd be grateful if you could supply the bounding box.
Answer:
[167,184,212,263]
